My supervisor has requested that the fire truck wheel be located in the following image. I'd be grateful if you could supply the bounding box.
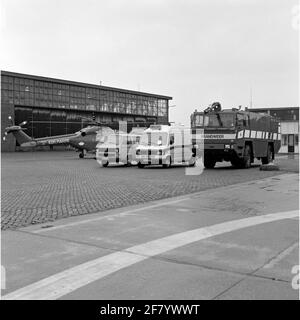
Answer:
[230,159,240,168]
[262,145,273,165]
[137,162,145,168]
[163,156,172,168]
[242,145,252,168]
[204,158,215,169]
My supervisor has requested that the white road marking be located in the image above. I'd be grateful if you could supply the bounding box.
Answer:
[32,198,186,234]
[2,210,298,300]
[263,242,299,269]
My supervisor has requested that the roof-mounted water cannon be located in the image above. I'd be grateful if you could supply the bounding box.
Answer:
[204,102,222,114]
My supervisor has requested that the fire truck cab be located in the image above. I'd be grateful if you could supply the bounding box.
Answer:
[191,103,281,169]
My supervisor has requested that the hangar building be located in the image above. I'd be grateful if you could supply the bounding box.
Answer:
[1,71,172,152]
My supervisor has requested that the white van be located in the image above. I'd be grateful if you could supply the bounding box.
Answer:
[96,131,143,167]
[135,124,196,168]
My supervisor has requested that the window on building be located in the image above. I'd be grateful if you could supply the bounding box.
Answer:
[295,134,299,146]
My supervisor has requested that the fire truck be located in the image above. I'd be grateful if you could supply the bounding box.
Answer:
[191,102,281,169]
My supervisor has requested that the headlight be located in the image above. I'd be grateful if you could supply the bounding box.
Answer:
[224,144,231,149]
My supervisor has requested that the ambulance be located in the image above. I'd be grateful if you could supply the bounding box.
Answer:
[135,124,197,168]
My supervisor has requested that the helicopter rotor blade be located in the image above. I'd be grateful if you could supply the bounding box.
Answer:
[8,116,14,126]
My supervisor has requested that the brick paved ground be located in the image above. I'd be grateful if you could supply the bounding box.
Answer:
[1,151,298,230]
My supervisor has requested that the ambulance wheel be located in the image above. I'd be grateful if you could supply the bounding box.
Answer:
[242,145,251,168]
[138,162,145,168]
[102,161,109,167]
[262,145,273,165]
[163,156,172,168]
[79,152,84,159]
[188,157,196,167]
[204,158,215,169]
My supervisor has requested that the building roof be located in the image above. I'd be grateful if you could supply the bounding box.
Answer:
[1,70,172,100]
[248,106,299,111]
[249,106,299,122]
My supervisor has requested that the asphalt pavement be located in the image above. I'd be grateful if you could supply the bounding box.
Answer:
[1,166,299,300]
[1,151,298,229]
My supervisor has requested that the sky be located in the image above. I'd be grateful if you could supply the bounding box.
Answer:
[0,0,299,125]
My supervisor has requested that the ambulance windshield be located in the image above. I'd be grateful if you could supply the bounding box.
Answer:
[106,134,127,145]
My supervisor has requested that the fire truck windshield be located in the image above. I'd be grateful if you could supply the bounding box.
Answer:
[194,113,235,128]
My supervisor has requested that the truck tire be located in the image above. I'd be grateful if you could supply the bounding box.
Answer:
[230,159,240,168]
[204,157,215,169]
[262,144,273,165]
[241,145,251,169]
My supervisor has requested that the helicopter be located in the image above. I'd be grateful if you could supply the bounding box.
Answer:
[3,115,154,158]
[3,116,78,149]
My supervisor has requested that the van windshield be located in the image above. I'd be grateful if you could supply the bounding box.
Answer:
[140,132,168,146]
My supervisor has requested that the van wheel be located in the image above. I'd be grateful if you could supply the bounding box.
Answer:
[137,162,145,168]
[204,157,215,169]
[242,145,251,168]
[126,156,132,167]
[163,156,171,168]
[262,145,273,165]
[102,161,109,167]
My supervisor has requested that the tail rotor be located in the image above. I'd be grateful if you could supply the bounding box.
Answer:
[3,116,28,141]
